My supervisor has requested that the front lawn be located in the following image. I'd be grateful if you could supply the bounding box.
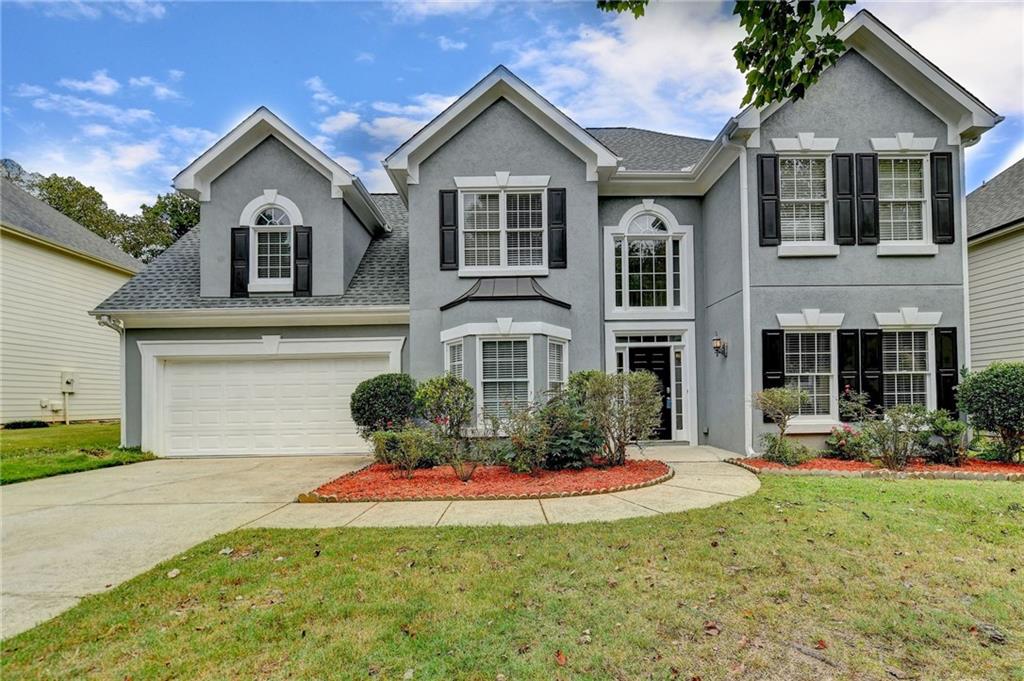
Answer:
[0,422,153,484]
[2,476,1021,680]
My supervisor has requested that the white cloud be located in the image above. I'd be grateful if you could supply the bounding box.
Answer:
[362,92,455,144]
[355,52,375,63]
[361,116,426,143]
[80,123,117,137]
[31,1,166,22]
[59,69,120,96]
[168,69,185,81]
[31,92,155,125]
[371,93,456,117]
[437,36,467,51]
[107,1,166,22]
[167,126,218,148]
[333,155,364,174]
[390,0,493,20]
[129,75,181,100]
[856,2,1023,115]
[13,83,46,97]
[360,165,396,193]
[305,76,340,113]
[109,140,162,171]
[318,110,360,134]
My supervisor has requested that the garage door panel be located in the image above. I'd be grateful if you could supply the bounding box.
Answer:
[161,354,387,456]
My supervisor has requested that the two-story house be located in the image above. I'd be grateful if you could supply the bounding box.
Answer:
[93,11,1000,457]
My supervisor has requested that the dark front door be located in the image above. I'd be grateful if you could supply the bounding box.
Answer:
[628,346,672,440]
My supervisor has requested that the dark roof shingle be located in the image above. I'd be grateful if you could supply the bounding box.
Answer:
[93,194,408,312]
[967,157,1024,239]
[1,179,142,272]
[586,127,713,172]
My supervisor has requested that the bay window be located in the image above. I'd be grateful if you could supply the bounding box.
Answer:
[445,340,464,379]
[480,338,530,419]
[547,339,567,393]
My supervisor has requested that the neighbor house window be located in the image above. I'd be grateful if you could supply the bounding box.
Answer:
[784,331,832,417]
[547,339,567,394]
[445,340,464,379]
[878,158,927,241]
[779,157,829,242]
[480,339,530,419]
[461,190,545,270]
[612,213,683,309]
[249,205,293,292]
[882,331,929,408]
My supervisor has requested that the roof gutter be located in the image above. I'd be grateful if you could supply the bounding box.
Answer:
[90,304,411,329]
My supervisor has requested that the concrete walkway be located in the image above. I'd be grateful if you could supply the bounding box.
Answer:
[250,445,758,529]
[0,446,756,639]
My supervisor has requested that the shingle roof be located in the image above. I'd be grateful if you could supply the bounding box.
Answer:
[93,194,408,312]
[586,127,713,172]
[967,157,1024,239]
[1,179,142,272]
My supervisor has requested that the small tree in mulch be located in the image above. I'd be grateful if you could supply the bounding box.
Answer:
[416,374,478,480]
[581,371,662,466]
[958,362,1024,463]
[390,429,435,479]
[755,387,812,466]
[351,374,417,439]
[861,405,929,471]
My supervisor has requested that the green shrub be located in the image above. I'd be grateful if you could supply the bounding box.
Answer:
[759,433,813,466]
[957,362,1024,462]
[754,387,807,461]
[350,374,417,438]
[369,430,402,465]
[861,405,928,470]
[565,370,604,407]
[838,388,875,423]
[921,409,968,466]
[582,371,662,466]
[539,393,604,470]
[823,424,870,461]
[469,437,513,466]
[498,404,550,474]
[415,374,475,440]
[3,420,50,430]
[390,428,437,478]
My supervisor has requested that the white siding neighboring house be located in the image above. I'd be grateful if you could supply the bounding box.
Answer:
[1,179,142,423]
[967,157,1024,369]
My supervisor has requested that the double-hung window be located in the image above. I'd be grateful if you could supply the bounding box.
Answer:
[779,157,830,243]
[784,331,833,417]
[445,340,464,379]
[480,339,530,419]
[249,206,293,293]
[461,190,545,273]
[878,158,928,242]
[547,339,567,394]
[608,211,689,316]
[882,331,929,408]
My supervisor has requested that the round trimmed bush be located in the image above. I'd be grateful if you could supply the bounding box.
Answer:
[350,373,417,438]
[957,361,1024,462]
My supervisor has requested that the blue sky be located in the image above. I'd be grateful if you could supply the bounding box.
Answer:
[2,0,1021,214]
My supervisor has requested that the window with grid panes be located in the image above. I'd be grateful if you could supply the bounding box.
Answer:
[612,213,683,309]
[882,331,929,407]
[779,157,828,242]
[784,332,832,416]
[879,158,926,241]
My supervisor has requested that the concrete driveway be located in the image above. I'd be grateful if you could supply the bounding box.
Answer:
[0,455,366,639]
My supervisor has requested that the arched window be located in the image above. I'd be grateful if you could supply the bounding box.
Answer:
[239,191,303,293]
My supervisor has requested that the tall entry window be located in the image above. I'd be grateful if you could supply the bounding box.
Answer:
[608,209,690,315]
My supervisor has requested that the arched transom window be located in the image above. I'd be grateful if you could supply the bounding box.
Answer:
[604,202,694,318]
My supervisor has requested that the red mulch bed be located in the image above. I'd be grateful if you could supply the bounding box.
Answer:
[744,457,1024,475]
[307,460,673,502]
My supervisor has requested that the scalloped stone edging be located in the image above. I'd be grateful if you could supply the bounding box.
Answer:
[297,465,675,503]
[726,458,1024,482]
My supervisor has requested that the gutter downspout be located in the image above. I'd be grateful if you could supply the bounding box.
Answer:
[97,315,127,447]
[723,127,757,457]
[957,142,972,372]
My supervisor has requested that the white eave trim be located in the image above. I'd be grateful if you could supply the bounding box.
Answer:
[454,173,550,189]
[777,309,845,329]
[874,307,942,328]
[91,305,410,329]
[440,319,571,343]
[870,133,937,152]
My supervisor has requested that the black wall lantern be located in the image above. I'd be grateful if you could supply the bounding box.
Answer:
[712,334,728,358]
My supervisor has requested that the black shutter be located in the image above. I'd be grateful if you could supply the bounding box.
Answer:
[439,190,458,270]
[762,329,785,422]
[935,327,959,416]
[931,152,955,244]
[855,153,879,245]
[230,227,249,298]
[833,154,857,245]
[548,188,567,269]
[757,154,780,246]
[293,225,312,297]
[837,329,861,395]
[860,329,883,410]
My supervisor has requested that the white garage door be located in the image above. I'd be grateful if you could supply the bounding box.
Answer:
[161,355,388,456]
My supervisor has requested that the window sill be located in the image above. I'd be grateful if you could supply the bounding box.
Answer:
[776,243,841,258]
[876,242,938,257]
[787,420,842,434]
[458,267,549,278]
[248,279,293,293]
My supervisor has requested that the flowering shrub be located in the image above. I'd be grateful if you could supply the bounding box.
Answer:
[823,423,870,461]
[838,386,875,423]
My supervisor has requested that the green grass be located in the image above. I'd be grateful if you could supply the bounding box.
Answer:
[2,476,1022,680]
[0,422,153,484]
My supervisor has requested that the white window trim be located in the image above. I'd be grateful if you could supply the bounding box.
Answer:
[603,200,696,321]
[457,186,548,277]
[875,154,934,254]
[547,338,568,394]
[240,190,303,293]
[440,320,571,343]
[869,133,937,152]
[780,328,840,427]
[137,335,405,456]
[770,132,839,152]
[880,328,937,411]
[444,339,464,378]
[476,335,534,422]
[603,320,698,443]
[777,154,835,252]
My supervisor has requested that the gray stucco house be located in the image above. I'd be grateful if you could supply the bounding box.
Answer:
[93,11,1000,457]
